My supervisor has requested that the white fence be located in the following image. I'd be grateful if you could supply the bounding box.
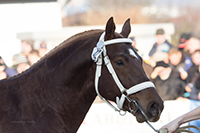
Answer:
[78,99,190,133]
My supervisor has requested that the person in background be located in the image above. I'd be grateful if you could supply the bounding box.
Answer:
[0,56,17,79]
[0,58,7,80]
[12,39,34,70]
[147,29,172,67]
[38,41,48,57]
[148,28,172,57]
[185,50,200,100]
[183,33,200,71]
[168,47,188,80]
[13,54,30,73]
[186,35,200,56]
[184,49,200,132]
[150,61,185,101]
[0,71,6,80]
[148,44,170,67]
[21,39,34,56]
[27,50,41,65]
[178,33,191,51]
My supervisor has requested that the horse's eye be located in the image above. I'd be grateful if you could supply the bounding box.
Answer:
[115,60,124,66]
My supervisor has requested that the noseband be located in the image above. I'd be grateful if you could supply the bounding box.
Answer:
[91,32,155,116]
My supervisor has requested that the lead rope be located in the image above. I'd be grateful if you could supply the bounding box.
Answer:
[159,125,200,133]
[146,121,200,133]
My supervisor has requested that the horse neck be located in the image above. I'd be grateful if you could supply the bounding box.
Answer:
[40,33,99,132]
[0,31,100,132]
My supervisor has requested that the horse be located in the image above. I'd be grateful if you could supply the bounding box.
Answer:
[0,17,164,133]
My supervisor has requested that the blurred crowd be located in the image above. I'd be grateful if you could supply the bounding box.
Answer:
[0,40,47,80]
[130,29,200,131]
[138,29,200,102]
[129,29,200,102]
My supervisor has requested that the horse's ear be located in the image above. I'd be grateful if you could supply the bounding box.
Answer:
[120,18,131,38]
[105,17,116,41]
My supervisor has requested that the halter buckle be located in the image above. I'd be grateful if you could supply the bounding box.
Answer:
[91,47,103,62]
[96,40,104,49]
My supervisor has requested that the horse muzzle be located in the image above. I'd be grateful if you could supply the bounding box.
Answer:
[126,97,163,123]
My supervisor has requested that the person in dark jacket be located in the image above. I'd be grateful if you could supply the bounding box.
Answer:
[185,49,200,100]
[184,49,200,133]
[151,61,185,101]
[168,47,188,80]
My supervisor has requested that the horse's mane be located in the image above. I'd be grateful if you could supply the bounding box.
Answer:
[43,29,103,60]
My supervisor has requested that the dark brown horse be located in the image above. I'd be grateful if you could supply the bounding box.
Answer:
[0,17,163,133]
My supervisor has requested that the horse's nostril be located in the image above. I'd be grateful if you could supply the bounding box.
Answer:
[150,103,159,117]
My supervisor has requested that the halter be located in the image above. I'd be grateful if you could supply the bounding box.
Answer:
[91,32,155,116]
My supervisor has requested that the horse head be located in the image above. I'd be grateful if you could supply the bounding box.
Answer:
[92,17,164,124]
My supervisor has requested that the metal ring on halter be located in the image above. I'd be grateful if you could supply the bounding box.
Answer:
[127,97,139,115]
[119,110,126,116]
